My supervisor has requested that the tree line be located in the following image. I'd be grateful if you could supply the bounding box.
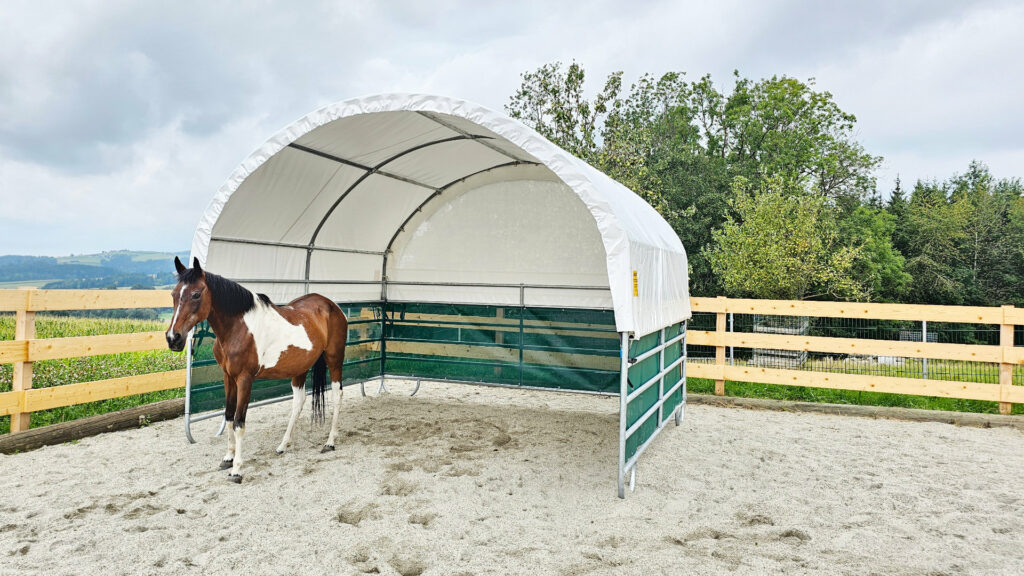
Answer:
[506,62,1024,306]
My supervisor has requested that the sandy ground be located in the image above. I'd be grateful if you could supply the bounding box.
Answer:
[1,381,1022,576]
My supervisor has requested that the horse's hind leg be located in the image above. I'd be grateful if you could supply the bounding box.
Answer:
[323,337,347,451]
[276,374,307,454]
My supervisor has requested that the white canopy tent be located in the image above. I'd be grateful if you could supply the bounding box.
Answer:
[190,93,689,336]
[185,94,691,497]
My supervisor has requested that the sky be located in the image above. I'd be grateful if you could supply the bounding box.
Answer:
[1,0,1022,256]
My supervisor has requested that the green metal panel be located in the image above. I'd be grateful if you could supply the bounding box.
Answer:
[383,302,620,393]
[624,321,686,460]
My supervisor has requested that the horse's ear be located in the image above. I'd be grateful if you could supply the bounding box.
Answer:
[174,256,186,274]
[192,257,203,273]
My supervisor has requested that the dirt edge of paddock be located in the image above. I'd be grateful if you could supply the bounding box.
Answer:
[688,393,1024,430]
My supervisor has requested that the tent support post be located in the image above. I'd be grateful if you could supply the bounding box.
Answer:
[617,331,629,499]
[184,330,196,444]
[676,322,687,426]
[519,284,525,388]
[380,279,388,388]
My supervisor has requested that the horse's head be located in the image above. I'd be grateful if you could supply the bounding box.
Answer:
[166,256,213,352]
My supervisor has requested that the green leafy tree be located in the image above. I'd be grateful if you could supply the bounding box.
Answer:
[505,61,621,164]
[902,180,971,304]
[886,176,910,256]
[899,162,1024,306]
[837,206,910,301]
[705,177,865,300]
[506,63,885,296]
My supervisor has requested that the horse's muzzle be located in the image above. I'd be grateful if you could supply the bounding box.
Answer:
[166,332,185,352]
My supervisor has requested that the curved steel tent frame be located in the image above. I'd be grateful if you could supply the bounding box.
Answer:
[184,94,690,497]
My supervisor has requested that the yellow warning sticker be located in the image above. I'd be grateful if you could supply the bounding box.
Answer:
[632,270,638,297]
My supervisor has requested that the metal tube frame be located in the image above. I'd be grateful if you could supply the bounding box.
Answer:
[184,329,196,443]
[617,320,688,499]
[617,332,630,499]
[922,320,929,379]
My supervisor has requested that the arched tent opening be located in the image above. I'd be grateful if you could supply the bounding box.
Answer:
[184,94,691,497]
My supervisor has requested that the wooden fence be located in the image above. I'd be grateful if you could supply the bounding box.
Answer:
[0,288,185,433]
[688,297,1023,414]
[1,289,1021,436]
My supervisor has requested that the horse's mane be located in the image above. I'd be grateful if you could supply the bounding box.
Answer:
[179,269,271,316]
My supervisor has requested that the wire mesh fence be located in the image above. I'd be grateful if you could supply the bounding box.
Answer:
[687,311,1023,386]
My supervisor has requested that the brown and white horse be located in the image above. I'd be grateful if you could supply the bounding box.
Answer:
[166,257,348,483]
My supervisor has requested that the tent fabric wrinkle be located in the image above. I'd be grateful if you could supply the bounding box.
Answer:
[191,93,690,335]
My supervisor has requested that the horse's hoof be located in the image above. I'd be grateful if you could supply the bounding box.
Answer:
[276,449,284,455]
[219,459,233,470]
[321,444,335,453]
[227,474,243,484]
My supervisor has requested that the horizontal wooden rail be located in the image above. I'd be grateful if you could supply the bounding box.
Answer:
[690,297,1003,324]
[0,340,28,363]
[686,363,1024,404]
[386,340,619,371]
[0,370,186,417]
[0,289,171,312]
[686,330,1015,364]
[28,331,169,361]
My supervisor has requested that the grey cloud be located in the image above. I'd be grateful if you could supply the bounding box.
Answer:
[0,0,1021,254]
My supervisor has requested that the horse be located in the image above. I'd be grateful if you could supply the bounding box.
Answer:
[165,256,349,483]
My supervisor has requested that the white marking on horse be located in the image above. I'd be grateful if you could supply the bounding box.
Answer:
[230,425,245,476]
[326,381,343,448]
[277,385,306,453]
[224,421,235,462]
[167,286,187,339]
[242,294,313,370]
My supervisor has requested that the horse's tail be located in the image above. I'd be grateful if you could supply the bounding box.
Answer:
[311,352,328,424]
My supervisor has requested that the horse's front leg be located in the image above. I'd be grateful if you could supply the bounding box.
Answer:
[228,374,253,484]
[276,374,307,454]
[220,372,237,470]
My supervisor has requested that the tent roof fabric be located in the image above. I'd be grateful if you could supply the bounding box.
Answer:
[191,93,690,335]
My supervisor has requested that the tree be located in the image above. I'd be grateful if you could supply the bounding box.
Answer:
[505,61,621,164]
[898,162,1024,306]
[837,206,910,301]
[886,176,910,256]
[902,180,971,305]
[506,63,885,296]
[705,177,865,300]
[722,74,882,200]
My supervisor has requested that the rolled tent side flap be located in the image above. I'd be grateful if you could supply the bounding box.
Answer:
[190,93,691,334]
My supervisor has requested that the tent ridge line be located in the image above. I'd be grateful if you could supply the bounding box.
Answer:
[287,143,431,190]
[416,111,532,164]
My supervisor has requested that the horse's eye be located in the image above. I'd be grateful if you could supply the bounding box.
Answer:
[191,292,202,300]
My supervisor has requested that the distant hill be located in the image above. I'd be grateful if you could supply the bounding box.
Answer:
[0,250,188,289]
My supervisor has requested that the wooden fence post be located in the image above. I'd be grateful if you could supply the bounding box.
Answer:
[715,296,726,396]
[11,288,36,433]
[999,305,1014,415]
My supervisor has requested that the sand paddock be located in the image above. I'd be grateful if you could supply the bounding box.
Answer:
[1,381,1022,575]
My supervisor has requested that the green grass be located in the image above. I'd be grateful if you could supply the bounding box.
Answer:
[0,314,186,434]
